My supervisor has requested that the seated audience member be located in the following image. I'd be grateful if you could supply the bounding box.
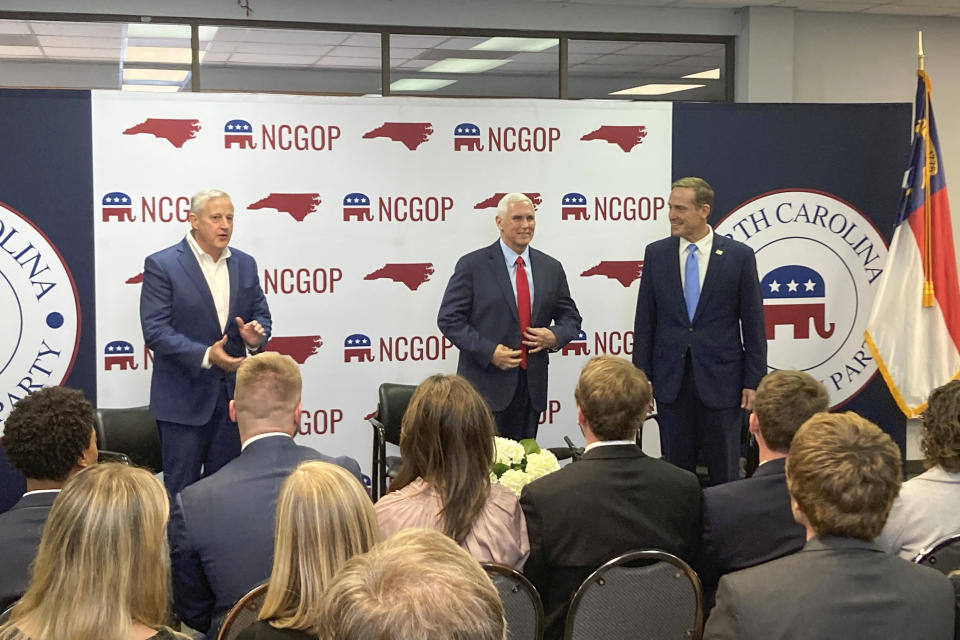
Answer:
[520,355,701,640]
[704,412,955,640]
[698,370,828,606]
[876,380,960,559]
[0,464,188,640]
[0,387,98,610]
[237,461,380,640]
[320,528,506,640]
[169,352,361,639]
[375,374,529,568]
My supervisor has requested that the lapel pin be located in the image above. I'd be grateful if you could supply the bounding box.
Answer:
[715,249,723,255]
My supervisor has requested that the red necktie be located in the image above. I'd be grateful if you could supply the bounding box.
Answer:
[516,256,530,370]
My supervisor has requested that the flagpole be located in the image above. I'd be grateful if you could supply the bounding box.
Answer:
[918,31,924,70]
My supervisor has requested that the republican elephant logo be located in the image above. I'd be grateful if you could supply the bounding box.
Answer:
[762,265,835,340]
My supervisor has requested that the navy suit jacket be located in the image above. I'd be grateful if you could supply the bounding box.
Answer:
[520,445,701,640]
[437,240,581,412]
[140,238,272,426]
[168,436,362,638]
[704,536,955,640]
[0,491,57,609]
[633,233,766,408]
[698,458,805,606]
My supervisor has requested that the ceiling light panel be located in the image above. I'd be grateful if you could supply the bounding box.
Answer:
[122,84,181,92]
[123,68,189,82]
[420,57,510,73]
[610,83,704,95]
[472,37,558,52]
[390,78,457,91]
[683,68,721,79]
[124,46,192,64]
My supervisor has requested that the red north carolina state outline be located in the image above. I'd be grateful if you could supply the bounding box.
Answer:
[265,336,323,364]
[247,194,322,222]
[474,192,543,210]
[364,263,435,291]
[126,273,144,284]
[122,118,201,148]
[580,126,647,152]
[362,122,434,150]
[580,260,644,287]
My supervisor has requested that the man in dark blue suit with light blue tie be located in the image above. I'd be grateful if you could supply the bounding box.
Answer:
[140,189,271,497]
[438,193,581,440]
[633,177,766,485]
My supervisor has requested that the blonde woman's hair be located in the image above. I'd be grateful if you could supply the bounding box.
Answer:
[0,464,170,640]
[258,461,380,633]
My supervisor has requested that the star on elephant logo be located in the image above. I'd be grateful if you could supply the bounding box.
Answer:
[715,189,888,408]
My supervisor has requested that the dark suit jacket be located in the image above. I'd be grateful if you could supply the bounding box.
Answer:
[520,445,701,640]
[437,240,581,412]
[633,233,765,408]
[168,435,362,639]
[0,491,57,609]
[698,458,805,605]
[0,442,25,515]
[140,238,272,426]
[704,536,956,640]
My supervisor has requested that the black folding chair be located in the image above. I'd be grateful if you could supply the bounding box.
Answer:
[369,383,416,501]
[482,562,544,640]
[217,582,269,640]
[913,533,960,575]
[95,406,163,472]
[564,549,703,640]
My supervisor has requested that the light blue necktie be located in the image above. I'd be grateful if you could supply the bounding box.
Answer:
[684,244,700,322]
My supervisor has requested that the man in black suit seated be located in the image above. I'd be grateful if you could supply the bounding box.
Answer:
[169,352,362,639]
[0,386,98,609]
[705,412,956,640]
[698,370,828,608]
[520,355,701,640]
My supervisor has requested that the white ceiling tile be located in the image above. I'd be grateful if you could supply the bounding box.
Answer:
[36,35,120,48]
[199,52,230,63]
[567,40,636,54]
[315,56,381,68]
[862,4,960,14]
[389,34,449,49]
[29,21,122,37]
[231,42,333,56]
[228,53,321,66]
[341,33,382,47]
[43,47,121,60]
[327,45,381,58]
[0,20,31,34]
[0,44,42,57]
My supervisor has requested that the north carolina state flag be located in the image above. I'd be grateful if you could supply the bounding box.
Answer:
[865,70,960,417]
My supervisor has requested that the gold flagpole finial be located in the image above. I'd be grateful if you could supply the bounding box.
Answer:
[918,31,925,71]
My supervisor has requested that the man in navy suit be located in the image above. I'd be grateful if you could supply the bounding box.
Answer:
[438,192,581,439]
[698,370,828,608]
[169,352,362,639]
[633,177,766,484]
[0,386,98,609]
[140,189,271,498]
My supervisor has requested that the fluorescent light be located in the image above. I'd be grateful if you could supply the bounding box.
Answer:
[123,68,189,82]
[683,68,721,80]
[124,46,192,64]
[610,83,705,96]
[121,84,181,92]
[420,58,509,73]
[390,78,457,91]
[471,37,558,52]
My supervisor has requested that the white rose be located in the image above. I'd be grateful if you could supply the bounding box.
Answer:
[494,436,526,466]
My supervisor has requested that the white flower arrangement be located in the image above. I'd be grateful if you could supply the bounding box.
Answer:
[491,437,561,497]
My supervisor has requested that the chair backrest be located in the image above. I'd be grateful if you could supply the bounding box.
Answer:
[0,602,15,625]
[377,383,417,445]
[217,582,269,640]
[914,533,960,575]
[95,407,163,473]
[482,562,544,640]
[564,549,703,640]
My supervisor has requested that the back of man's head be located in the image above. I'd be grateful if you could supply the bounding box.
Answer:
[321,528,505,640]
[574,355,650,441]
[787,411,901,540]
[2,386,96,483]
[232,352,301,436]
[754,370,830,453]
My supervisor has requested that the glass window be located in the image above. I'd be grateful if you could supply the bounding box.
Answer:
[199,27,381,95]
[567,39,727,101]
[388,34,559,98]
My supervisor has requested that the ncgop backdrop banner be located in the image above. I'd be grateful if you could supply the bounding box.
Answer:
[0,89,911,481]
[91,92,671,479]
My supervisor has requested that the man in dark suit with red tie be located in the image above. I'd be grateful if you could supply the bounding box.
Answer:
[438,192,581,439]
[633,177,766,484]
